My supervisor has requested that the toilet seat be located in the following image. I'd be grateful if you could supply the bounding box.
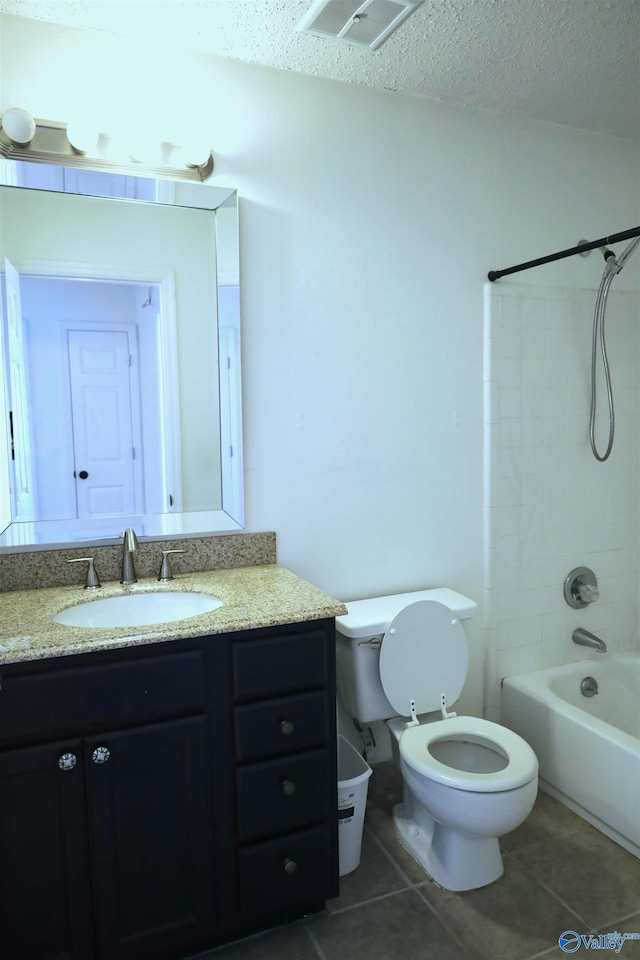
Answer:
[399,715,538,793]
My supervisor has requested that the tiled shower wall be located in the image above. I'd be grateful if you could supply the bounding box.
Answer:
[483,281,640,722]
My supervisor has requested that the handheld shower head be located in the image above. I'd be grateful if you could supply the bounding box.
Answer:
[616,235,640,272]
[590,231,640,462]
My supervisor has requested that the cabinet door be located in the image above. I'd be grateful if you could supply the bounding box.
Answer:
[0,739,93,960]
[85,716,216,960]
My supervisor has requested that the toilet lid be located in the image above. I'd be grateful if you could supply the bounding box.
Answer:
[379,600,468,717]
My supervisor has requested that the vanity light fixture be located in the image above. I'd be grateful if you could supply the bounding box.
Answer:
[0,110,215,181]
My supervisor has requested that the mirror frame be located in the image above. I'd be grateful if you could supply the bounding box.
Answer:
[0,122,243,551]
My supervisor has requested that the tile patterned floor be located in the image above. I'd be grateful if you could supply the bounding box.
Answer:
[204,761,640,960]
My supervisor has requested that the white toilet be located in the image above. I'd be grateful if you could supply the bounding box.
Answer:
[335,588,538,891]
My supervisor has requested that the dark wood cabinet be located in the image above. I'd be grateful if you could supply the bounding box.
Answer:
[231,623,338,924]
[0,738,93,960]
[0,618,338,960]
[85,717,216,960]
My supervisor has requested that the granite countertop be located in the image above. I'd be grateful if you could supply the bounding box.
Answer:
[0,564,347,666]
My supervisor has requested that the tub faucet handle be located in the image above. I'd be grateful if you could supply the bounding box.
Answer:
[564,567,599,608]
[577,582,599,604]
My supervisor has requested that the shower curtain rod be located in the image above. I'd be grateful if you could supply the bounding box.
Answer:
[488,226,640,282]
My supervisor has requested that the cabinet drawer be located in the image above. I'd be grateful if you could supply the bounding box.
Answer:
[239,824,334,919]
[237,749,331,842]
[0,650,205,744]
[232,630,328,701]
[234,691,328,762]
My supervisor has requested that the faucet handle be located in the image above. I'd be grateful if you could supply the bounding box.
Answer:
[576,581,600,604]
[158,549,186,582]
[66,557,102,590]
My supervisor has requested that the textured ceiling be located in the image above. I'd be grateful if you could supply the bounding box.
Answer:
[1,0,639,140]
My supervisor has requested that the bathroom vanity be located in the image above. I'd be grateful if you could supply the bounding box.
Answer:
[0,565,345,960]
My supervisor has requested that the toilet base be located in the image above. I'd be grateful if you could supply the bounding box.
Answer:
[392,802,504,891]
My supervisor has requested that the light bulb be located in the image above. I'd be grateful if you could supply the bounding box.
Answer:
[1,107,36,146]
[66,118,100,155]
[128,136,163,165]
[183,139,212,169]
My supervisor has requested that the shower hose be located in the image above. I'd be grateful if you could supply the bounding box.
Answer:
[589,268,616,462]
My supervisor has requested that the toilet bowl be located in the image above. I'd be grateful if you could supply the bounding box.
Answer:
[389,714,538,889]
[335,589,538,891]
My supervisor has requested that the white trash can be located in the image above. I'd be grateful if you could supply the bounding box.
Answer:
[337,735,373,876]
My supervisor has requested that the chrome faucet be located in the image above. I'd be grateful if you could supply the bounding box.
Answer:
[572,627,607,653]
[120,528,139,585]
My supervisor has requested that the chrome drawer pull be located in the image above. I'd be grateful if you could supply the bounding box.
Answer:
[282,779,296,796]
[283,858,297,875]
[280,719,295,736]
[92,746,111,764]
[58,753,77,772]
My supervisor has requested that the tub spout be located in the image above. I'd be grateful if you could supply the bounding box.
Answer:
[573,628,607,653]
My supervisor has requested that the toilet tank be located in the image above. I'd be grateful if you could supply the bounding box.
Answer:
[335,588,477,724]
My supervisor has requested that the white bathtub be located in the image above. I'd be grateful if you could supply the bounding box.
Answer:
[501,653,640,857]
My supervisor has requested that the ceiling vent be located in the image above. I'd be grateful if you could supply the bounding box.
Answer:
[296,0,424,51]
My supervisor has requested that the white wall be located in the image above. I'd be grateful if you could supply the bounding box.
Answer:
[1,14,638,720]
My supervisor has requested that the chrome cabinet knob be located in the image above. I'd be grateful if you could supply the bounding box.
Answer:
[58,753,77,772]
[92,746,111,764]
[280,720,295,736]
[282,779,296,796]
[283,858,297,874]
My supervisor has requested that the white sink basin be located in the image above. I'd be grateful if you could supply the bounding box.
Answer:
[54,591,223,628]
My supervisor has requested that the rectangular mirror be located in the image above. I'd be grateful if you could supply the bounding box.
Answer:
[0,158,243,550]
